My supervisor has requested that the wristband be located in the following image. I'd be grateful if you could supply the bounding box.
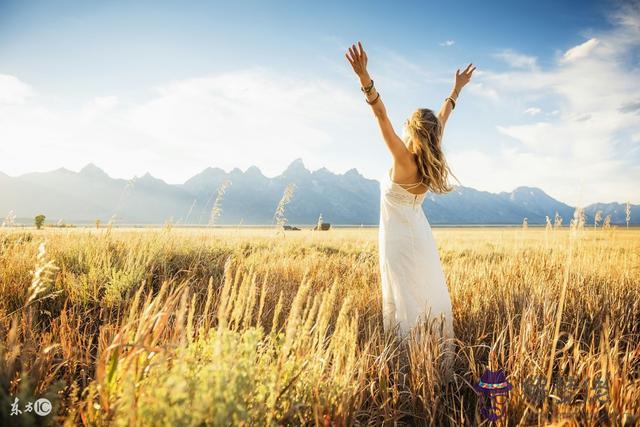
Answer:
[360,80,374,95]
[445,97,456,110]
[366,92,381,105]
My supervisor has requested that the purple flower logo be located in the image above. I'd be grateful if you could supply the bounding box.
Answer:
[474,368,512,422]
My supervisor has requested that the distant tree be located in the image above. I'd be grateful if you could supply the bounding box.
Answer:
[35,214,46,230]
[95,219,101,229]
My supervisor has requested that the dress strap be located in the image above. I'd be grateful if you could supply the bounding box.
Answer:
[388,168,425,189]
[397,181,425,190]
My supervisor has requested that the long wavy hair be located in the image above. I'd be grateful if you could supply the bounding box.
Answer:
[404,108,455,194]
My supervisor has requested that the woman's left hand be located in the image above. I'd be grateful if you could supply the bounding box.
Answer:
[454,63,476,91]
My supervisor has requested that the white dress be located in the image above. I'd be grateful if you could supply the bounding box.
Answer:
[378,168,455,341]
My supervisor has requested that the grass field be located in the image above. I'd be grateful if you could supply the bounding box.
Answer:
[0,225,638,426]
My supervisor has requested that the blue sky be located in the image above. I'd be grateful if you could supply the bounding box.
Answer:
[0,0,638,204]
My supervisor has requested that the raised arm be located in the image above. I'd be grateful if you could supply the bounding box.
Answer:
[345,42,412,165]
[437,63,476,129]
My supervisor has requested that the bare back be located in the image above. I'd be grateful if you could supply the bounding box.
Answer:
[389,162,427,195]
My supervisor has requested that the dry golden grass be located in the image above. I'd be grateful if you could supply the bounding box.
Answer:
[0,225,638,426]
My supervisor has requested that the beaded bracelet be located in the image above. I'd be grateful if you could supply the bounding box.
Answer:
[360,80,375,95]
[366,92,381,105]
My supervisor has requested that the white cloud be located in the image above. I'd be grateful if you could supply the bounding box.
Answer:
[449,145,637,207]
[92,96,119,110]
[459,6,640,204]
[466,82,500,101]
[439,40,455,47]
[125,69,366,169]
[0,69,374,182]
[562,38,600,62]
[493,49,538,69]
[523,107,542,116]
[0,74,34,104]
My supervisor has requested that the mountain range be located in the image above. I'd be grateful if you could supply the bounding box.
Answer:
[0,159,637,226]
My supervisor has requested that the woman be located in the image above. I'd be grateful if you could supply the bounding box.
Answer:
[345,41,475,340]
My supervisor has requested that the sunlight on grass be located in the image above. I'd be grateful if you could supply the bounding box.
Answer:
[0,226,638,425]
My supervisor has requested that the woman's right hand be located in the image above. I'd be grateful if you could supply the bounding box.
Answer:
[344,42,410,164]
[345,41,369,78]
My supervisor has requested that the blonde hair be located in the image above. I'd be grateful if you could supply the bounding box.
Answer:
[404,108,455,194]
